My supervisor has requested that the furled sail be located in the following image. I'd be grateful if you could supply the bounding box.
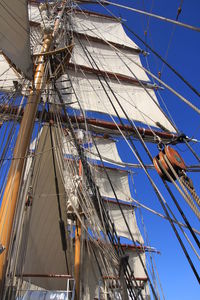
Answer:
[0,0,33,79]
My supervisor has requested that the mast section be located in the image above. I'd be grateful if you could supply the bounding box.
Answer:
[74,160,82,300]
[0,1,66,292]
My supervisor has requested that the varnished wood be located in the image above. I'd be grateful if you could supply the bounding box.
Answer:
[0,33,53,292]
[74,218,81,300]
[74,160,82,300]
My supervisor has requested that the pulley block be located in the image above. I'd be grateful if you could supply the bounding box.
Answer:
[153,146,186,181]
[154,146,200,210]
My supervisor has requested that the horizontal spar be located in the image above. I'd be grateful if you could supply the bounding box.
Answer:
[15,273,73,278]
[103,275,148,282]
[0,104,190,143]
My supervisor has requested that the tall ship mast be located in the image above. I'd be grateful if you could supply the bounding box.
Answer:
[0,0,199,299]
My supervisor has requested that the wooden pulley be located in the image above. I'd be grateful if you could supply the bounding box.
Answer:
[165,145,186,171]
[153,156,166,179]
[153,146,186,181]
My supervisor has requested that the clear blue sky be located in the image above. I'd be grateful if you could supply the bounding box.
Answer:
[84,0,200,299]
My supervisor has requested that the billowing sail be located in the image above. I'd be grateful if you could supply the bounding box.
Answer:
[63,131,144,244]
[87,136,123,165]
[0,0,33,79]
[0,1,198,299]
[56,71,175,131]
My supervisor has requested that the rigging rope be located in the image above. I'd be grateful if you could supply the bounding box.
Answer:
[122,22,200,98]
[102,1,200,32]
[159,0,184,80]
[75,5,200,117]
[54,85,141,300]
[162,155,200,220]
[70,13,200,286]
[69,2,200,287]
[71,30,164,299]
[180,176,200,207]
[95,0,200,100]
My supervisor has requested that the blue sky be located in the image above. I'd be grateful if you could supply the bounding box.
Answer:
[83,0,200,299]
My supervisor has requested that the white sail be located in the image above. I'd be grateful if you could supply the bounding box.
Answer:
[28,3,175,132]
[30,23,43,54]
[0,0,33,79]
[106,201,144,243]
[92,166,131,202]
[87,136,123,165]
[28,2,42,24]
[70,11,139,49]
[127,250,150,299]
[56,70,175,131]
[53,10,176,132]
[71,37,150,81]
[82,241,150,299]
[63,134,123,165]
[0,54,22,92]
[0,3,41,93]
[81,240,119,300]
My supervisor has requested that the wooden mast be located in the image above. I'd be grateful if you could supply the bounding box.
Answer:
[0,32,53,290]
[74,160,82,300]
[0,1,66,292]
